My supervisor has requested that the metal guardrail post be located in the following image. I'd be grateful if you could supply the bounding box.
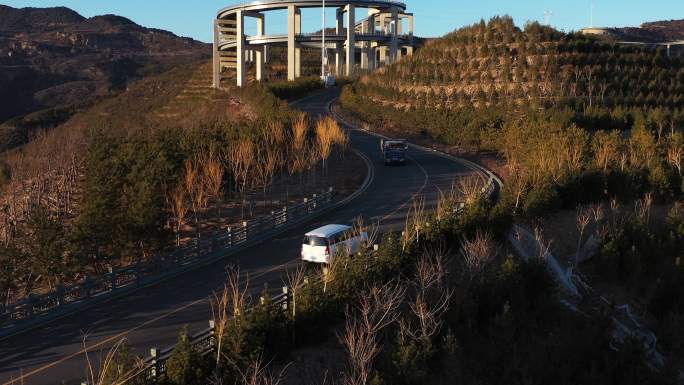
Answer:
[26,294,34,317]
[209,320,216,348]
[282,286,289,313]
[150,348,159,379]
[84,275,92,298]
[135,260,142,286]
[109,267,117,291]
[2,186,339,326]
[56,284,65,306]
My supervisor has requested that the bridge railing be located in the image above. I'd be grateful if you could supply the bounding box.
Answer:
[121,176,498,384]
[0,188,334,330]
[138,289,290,382]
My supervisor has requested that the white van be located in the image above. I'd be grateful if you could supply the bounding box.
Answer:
[301,224,368,264]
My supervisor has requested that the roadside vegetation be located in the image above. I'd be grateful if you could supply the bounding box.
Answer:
[91,182,677,385]
[0,62,350,306]
[341,16,684,216]
[338,15,684,377]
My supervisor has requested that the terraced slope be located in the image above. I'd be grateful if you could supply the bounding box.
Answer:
[342,17,684,148]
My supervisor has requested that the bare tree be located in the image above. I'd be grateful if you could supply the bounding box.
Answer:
[211,265,251,374]
[169,185,189,247]
[668,136,683,176]
[82,335,145,385]
[457,175,483,206]
[225,139,256,219]
[340,281,405,385]
[635,193,653,228]
[460,231,494,288]
[400,249,453,347]
[203,151,225,214]
[284,264,307,320]
[575,207,591,266]
[533,227,553,262]
[402,198,427,251]
[315,118,335,172]
[185,159,208,249]
[227,353,290,385]
[289,113,310,183]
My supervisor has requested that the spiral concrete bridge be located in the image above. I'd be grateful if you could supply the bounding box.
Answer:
[213,0,416,87]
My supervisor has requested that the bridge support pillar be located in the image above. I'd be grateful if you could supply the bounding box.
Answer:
[295,8,302,78]
[236,10,245,87]
[335,8,344,77]
[389,6,399,64]
[287,5,299,81]
[212,19,220,88]
[345,4,356,76]
[379,46,387,66]
[408,13,414,44]
[256,15,265,81]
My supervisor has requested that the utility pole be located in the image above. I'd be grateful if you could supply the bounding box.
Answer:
[543,10,553,26]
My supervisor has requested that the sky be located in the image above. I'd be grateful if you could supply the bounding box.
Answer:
[2,0,684,42]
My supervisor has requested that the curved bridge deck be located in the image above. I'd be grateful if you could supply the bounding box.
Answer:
[213,0,416,87]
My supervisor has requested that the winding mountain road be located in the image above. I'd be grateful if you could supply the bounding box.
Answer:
[0,87,485,385]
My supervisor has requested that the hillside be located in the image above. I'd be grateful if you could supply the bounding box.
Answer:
[343,17,684,145]
[341,16,684,212]
[0,5,210,150]
[596,19,684,43]
[0,60,348,303]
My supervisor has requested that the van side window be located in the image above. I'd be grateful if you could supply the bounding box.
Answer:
[331,231,346,245]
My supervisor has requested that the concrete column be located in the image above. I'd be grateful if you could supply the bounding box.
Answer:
[408,14,414,38]
[389,7,399,64]
[379,46,387,66]
[256,15,265,81]
[213,19,220,88]
[335,9,344,77]
[287,5,297,81]
[295,8,302,78]
[363,11,377,71]
[405,45,414,56]
[236,10,245,87]
[345,4,355,76]
[360,19,369,70]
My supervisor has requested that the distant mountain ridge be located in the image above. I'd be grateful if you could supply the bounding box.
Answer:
[0,5,210,151]
[0,5,85,31]
[592,19,684,43]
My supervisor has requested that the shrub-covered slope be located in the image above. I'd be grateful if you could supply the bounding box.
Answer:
[344,17,684,142]
[342,16,684,214]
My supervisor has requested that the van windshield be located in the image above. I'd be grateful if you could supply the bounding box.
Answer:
[303,236,328,246]
[386,142,406,150]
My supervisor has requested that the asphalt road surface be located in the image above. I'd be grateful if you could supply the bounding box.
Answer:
[0,87,483,385]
